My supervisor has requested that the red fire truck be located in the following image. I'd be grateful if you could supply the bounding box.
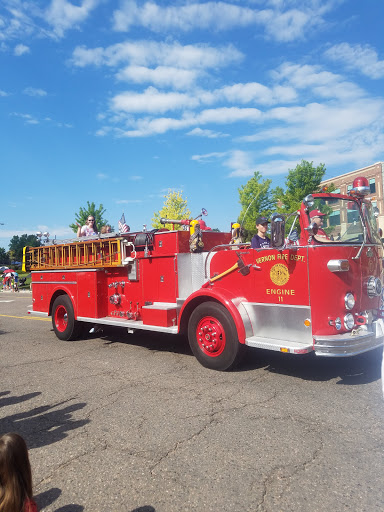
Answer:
[24,176,384,371]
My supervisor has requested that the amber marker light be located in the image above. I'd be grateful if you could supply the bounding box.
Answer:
[304,319,311,327]
[280,347,289,353]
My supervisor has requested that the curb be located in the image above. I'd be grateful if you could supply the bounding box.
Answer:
[1,290,32,294]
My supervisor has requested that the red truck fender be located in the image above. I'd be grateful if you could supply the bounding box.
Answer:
[178,287,248,343]
[48,287,77,317]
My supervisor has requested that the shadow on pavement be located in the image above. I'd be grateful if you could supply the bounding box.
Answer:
[98,327,192,357]
[130,507,156,512]
[55,507,84,512]
[0,396,90,449]
[239,346,383,385]
[0,391,41,407]
[34,487,84,512]
[93,326,383,385]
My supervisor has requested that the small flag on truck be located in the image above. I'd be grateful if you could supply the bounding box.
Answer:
[119,213,129,233]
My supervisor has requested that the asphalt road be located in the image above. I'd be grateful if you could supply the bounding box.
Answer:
[1,293,383,512]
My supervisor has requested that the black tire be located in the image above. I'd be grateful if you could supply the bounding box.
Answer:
[188,302,244,371]
[52,295,83,341]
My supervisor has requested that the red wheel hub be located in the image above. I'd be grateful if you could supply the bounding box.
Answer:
[55,305,68,332]
[196,316,226,357]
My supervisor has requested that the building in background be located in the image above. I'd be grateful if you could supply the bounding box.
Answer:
[320,162,384,231]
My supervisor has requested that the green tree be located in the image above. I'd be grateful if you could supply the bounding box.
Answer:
[9,234,41,262]
[237,171,274,241]
[0,247,10,264]
[152,190,192,230]
[273,160,326,214]
[69,202,112,233]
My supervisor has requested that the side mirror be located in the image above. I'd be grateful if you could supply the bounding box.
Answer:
[305,222,319,236]
[270,213,285,249]
[373,206,380,218]
[303,194,314,208]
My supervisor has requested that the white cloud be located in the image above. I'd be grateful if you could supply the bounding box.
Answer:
[198,107,262,124]
[113,106,263,137]
[71,40,243,70]
[14,44,30,56]
[112,0,332,42]
[111,87,199,114]
[191,149,295,177]
[97,173,109,180]
[272,62,365,100]
[217,82,297,105]
[191,151,228,163]
[265,99,384,143]
[324,42,384,79]
[187,127,229,138]
[0,90,9,97]
[23,87,47,97]
[112,1,261,33]
[116,65,199,89]
[96,56,384,174]
[11,112,40,124]
[0,2,37,42]
[44,0,100,38]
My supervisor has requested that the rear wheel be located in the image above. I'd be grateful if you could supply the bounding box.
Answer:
[52,295,83,341]
[188,302,244,371]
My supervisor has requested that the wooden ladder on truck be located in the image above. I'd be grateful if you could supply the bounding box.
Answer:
[23,237,125,271]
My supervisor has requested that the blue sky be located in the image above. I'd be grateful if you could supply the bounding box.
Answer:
[1,0,384,249]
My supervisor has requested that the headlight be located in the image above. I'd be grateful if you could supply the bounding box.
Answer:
[344,293,355,310]
[335,317,342,330]
[344,313,355,330]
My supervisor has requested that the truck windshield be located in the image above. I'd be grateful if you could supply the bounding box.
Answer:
[309,197,364,244]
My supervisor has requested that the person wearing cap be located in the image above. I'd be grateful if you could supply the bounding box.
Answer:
[309,209,328,238]
[251,216,271,249]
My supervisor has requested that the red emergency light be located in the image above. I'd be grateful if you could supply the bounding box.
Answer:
[349,177,370,197]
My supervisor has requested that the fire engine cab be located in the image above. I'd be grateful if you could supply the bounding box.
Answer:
[24,177,384,371]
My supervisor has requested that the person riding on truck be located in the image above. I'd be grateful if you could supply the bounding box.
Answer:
[251,217,271,249]
[309,209,329,240]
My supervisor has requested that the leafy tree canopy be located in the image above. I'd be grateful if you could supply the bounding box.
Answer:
[69,202,112,233]
[0,247,10,265]
[237,171,274,241]
[152,190,192,230]
[273,160,326,214]
[9,234,41,261]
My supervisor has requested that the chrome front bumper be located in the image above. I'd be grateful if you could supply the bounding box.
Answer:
[313,319,384,357]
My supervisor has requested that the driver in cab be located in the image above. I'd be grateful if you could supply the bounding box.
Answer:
[310,209,329,241]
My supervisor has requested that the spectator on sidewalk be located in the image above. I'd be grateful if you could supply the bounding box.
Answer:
[0,432,38,512]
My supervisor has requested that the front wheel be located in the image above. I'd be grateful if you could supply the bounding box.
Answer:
[52,295,83,341]
[188,302,244,371]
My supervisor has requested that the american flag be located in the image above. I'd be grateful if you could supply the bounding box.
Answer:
[118,213,129,233]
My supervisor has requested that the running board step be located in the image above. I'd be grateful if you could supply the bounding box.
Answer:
[77,316,178,334]
[245,336,313,354]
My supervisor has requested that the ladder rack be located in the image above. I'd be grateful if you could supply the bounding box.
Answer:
[24,237,124,271]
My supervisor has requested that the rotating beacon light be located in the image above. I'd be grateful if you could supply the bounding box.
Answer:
[349,177,370,197]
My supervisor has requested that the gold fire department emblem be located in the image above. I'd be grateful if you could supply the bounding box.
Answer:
[270,263,290,286]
